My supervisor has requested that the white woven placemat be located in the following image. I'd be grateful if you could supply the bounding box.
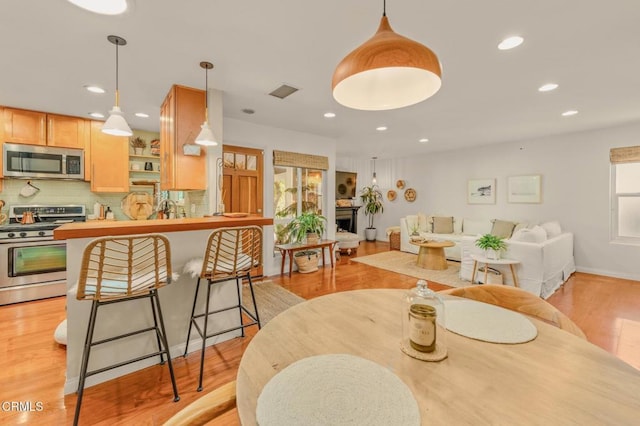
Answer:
[256,354,420,426]
[444,299,538,344]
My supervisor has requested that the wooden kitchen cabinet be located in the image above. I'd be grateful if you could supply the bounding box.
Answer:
[2,107,88,149]
[160,85,207,190]
[89,121,129,193]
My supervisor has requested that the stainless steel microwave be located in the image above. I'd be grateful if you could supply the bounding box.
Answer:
[2,143,84,179]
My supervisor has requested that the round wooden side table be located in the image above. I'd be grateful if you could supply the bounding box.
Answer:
[470,253,521,287]
[410,240,455,270]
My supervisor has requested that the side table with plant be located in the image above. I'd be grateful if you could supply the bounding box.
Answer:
[284,211,327,273]
[475,234,507,260]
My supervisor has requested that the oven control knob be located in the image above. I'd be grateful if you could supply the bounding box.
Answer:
[38,231,46,237]
[7,232,15,238]
[20,232,27,238]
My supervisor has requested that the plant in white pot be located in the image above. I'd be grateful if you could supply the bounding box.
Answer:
[360,185,384,241]
[475,234,507,260]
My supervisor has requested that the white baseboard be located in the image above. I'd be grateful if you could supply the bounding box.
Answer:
[575,266,640,282]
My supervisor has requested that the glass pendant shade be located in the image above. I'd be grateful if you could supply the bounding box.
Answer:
[195,122,218,146]
[332,15,442,111]
[102,105,132,136]
[67,0,127,15]
[195,61,218,146]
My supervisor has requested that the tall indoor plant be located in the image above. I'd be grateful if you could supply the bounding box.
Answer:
[360,185,384,241]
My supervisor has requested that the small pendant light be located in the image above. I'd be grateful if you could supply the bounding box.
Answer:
[102,35,132,136]
[372,157,378,185]
[195,61,218,146]
[332,0,442,111]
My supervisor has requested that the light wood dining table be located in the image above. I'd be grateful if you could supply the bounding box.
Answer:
[236,289,640,425]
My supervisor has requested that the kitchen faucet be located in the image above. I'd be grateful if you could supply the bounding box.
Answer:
[156,199,177,219]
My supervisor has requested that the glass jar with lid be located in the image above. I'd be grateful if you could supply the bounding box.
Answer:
[401,279,447,360]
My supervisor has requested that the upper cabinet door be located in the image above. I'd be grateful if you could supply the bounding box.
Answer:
[3,108,46,145]
[46,114,88,149]
[89,121,130,193]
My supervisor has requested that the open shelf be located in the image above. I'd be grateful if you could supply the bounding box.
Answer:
[130,154,161,160]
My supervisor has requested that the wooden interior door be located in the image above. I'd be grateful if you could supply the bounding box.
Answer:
[222,145,263,215]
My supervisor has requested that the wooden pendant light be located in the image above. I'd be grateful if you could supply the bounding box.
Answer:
[332,13,442,111]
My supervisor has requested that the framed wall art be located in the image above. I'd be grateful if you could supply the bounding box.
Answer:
[508,175,542,203]
[467,178,496,204]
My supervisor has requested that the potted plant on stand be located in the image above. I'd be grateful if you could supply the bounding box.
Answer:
[475,234,507,260]
[360,185,384,241]
[285,212,327,273]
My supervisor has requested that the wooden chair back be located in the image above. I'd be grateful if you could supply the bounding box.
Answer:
[163,380,236,426]
[440,285,587,339]
[76,234,172,301]
[200,226,263,280]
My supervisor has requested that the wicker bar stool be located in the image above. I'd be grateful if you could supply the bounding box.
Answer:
[183,226,263,392]
[73,234,180,426]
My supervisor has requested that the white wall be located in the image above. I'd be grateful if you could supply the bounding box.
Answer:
[224,118,337,277]
[337,122,640,281]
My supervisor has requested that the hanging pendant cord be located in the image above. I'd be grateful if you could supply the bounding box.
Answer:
[383,0,386,16]
[114,40,120,106]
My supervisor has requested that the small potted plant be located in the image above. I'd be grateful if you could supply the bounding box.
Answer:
[130,137,147,155]
[360,185,384,241]
[285,211,327,244]
[475,234,507,260]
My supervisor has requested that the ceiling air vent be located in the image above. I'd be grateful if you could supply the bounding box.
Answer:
[269,84,299,99]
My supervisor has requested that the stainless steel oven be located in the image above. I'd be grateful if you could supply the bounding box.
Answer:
[0,204,85,305]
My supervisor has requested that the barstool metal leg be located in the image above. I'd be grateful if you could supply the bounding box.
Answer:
[246,273,262,329]
[183,278,202,358]
[74,300,99,426]
[149,295,165,364]
[197,278,213,392]
[152,290,180,402]
[236,276,245,337]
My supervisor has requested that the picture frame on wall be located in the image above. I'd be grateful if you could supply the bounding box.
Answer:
[508,175,542,203]
[467,178,496,204]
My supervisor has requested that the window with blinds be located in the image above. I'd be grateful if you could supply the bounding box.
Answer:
[610,146,640,242]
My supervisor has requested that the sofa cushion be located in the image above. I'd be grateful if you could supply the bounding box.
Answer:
[511,225,547,243]
[432,216,454,234]
[417,213,430,232]
[463,218,491,235]
[491,219,516,238]
[541,221,562,239]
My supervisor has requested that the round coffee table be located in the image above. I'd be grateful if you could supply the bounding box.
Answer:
[410,240,455,270]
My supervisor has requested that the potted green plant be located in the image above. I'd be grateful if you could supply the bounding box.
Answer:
[285,211,327,244]
[130,136,147,155]
[475,234,507,260]
[360,185,384,241]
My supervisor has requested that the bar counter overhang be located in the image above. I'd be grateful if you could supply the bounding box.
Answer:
[54,215,273,394]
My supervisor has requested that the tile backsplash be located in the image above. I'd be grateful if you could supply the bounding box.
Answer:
[0,179,208,221]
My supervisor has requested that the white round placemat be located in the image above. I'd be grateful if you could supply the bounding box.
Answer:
[256,354,420,426]
[444,299,538,344]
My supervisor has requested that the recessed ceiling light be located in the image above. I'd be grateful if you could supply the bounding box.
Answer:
[376,126,387,131]
[324,112,336,118]
[135,112,149,118]
[498,36,524,50]
[84,85,105,94]
[89,112,104,118]
[68,0,127,15]
[419,138,429,143]
[538,83,559,92]
[562,110,579,117]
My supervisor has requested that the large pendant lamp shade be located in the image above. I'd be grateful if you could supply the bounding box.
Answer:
[195,61,218,146]
[102,35,132,136]
[332,7,442,111]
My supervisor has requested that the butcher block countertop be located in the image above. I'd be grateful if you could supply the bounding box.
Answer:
[53,215,273,240]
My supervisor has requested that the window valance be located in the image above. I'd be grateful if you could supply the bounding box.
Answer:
[610,146,640,164]
[273,150,329,170]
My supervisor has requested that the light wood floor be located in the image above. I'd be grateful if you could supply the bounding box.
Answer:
[1,241,639,425]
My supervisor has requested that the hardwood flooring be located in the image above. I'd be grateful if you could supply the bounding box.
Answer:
[1,241,639,425]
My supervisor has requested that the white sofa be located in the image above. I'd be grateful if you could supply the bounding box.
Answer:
[400,214,492,261]
[459,225,576,299]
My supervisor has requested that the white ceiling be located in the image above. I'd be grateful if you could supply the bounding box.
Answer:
[1,1,639,159]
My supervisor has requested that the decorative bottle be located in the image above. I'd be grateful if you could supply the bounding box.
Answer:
[402,279,447,359]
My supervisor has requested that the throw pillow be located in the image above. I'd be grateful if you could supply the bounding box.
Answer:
[511,226,546,243]
[417,213,430,233]
[541,221,562,239]
[513,222,528,233]
[432,216,454,234]
[491,219,516,239]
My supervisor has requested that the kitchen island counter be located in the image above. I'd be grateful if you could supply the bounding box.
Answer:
[59,215,273,395]
[54,215,273,240]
